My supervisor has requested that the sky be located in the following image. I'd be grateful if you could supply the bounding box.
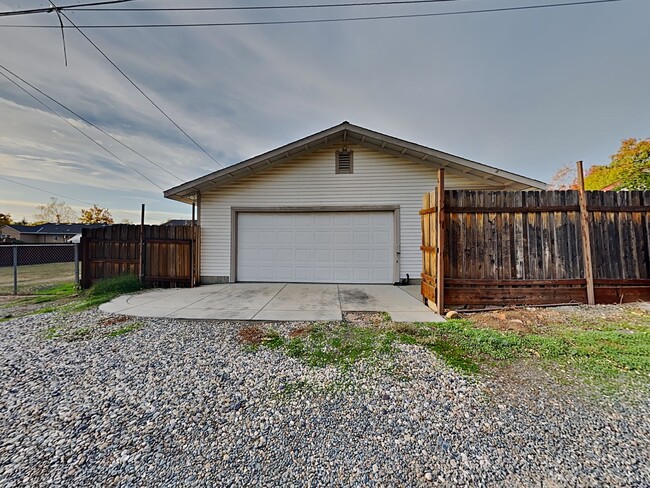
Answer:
[0,0,648,224]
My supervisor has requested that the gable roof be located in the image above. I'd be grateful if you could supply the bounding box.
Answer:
[3,223,107,235]
[165,121,546,202]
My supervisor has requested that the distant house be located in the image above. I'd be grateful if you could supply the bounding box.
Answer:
[163,219,193,226]
[0,223,107,243]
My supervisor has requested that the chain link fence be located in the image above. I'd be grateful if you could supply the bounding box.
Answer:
[0,244,79,295]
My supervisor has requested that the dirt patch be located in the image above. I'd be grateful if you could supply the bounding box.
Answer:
[288,325,313,338]
[344,312,386,327]
[238,325,268,345]
[455,303,649,334]
[98,315,131,327]
[483,357,583,403]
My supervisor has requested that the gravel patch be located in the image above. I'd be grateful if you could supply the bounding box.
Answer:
[1,310,649,487]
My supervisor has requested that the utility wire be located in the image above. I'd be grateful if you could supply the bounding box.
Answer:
[70,0,473,12]
[0,64,184,182]
[0,175,142,219]
[0,70,166,191]
[0,0,629,28]
[57,10,225,168]
[0,0,138,18]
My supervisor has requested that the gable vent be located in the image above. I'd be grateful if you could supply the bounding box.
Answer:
[336,149,353,174]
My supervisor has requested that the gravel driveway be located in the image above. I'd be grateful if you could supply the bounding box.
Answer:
[1,310,649,487]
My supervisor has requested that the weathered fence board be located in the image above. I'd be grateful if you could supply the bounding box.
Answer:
[81,224,199,289]
[422,189,650,309]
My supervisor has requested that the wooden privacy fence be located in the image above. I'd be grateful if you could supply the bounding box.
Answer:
[421,174,650,309]
[81,224,199,289]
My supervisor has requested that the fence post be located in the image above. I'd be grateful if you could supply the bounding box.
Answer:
[139,204,145,284]
[12,244,18,295]
[576,161,595,305]
[74,243,80,287]
[436,168,445,314]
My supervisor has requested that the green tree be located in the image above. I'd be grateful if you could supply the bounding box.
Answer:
[34,197,77,224]
[80,204,114,224]
[584,138,650,190]
[0,213,11,226]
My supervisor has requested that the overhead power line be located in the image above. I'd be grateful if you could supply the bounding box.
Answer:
[56,10,225,169]
[0,69,166,191]
[69,0,472,12]
[0,0,628,28]
[0,0,138,18]
[0,64,184,182]
[0,175,142,219]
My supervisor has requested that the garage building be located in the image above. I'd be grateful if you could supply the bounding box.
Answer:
[164,122,545,284]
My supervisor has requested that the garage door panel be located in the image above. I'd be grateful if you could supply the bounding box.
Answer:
[238,248,258,261]
[334,231,351,245]
[373,269,392,282]
[237,211,394,283]
[277,267,294,280]
[334,268,352,281]
[334,214,352,226]
[277,249,293,262]
[294,214,312,226]
[353,250,370,264]
[276,214,294,226]
[295,249,312,262]
[314,268,333,282]
[295,267,313,281]
[277,232,293,245]
[296,231,312,245]
[353,230,371,244]
[314,249,331,263]
[258,248,274,261]
[373,230,391,244]
[353,268,371,282]
[373,249,391,262]
[314,231,331,245]
[353,213,371,226]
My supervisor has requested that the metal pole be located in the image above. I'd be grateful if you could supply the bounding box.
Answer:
[74,243,80,287]
[12,245,18,295]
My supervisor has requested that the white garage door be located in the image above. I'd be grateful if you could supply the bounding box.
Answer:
[237,211,394,283]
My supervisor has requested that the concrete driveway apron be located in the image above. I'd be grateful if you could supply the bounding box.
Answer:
[100,283,444,322]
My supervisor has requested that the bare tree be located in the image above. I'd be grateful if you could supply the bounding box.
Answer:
[34,198,77,224]
[548,163,577,190]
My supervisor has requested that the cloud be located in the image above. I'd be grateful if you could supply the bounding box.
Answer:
[0,0,649,225]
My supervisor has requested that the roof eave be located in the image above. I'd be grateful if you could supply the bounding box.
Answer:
[164,121,547,200]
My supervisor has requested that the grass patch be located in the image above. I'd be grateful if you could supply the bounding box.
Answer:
[0,262,75,295]
[44,326,61,339]
[2,275,141,322]
[415,318,650,388]
[243,311,650,391]
[107,321,143,337]
[4,282,79,307]
[243,323,400,370]
[284,324,397,369]
[69,274,142,311]
[69,327,91,340]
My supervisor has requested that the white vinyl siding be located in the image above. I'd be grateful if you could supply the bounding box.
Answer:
[200,142,501,281]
